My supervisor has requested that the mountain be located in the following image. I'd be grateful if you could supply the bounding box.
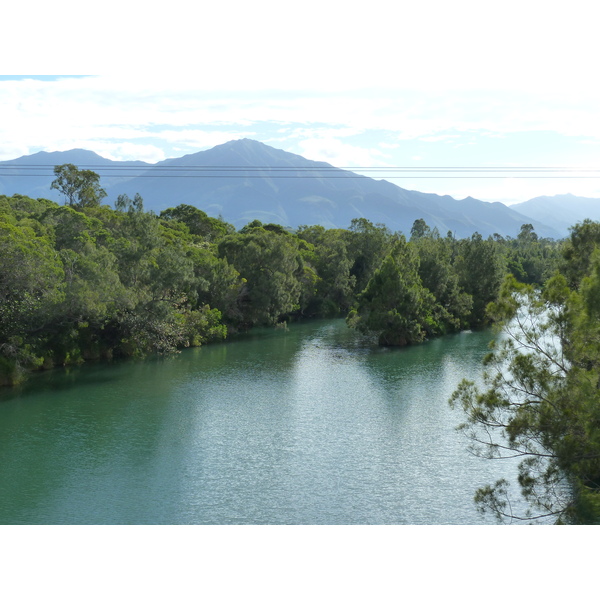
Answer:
[0,139,561,239]
[510,194,600,238]
[0,149,150,201]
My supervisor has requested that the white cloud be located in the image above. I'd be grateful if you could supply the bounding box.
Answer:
[96,143,166,164]
[157,130,257,153]
[419,134,462,143]
[296,137,388,167]
[379,142,400,150]
[3,77,600,162]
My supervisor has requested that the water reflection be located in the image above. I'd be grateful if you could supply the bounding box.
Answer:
[0,319,530,524]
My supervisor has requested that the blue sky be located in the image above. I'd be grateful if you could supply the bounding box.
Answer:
[3,0,600,204]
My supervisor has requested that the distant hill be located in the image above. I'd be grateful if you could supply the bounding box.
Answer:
[510,194,600,238]
[0,139,561,239]
[0,148,150,201]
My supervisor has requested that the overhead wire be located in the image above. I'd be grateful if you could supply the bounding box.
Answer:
[0,164,599,179]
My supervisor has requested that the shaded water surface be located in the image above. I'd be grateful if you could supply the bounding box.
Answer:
[0,319,528,524]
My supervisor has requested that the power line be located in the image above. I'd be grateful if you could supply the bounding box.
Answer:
[4,165,598,168]
[1,165,598,170]
[1,164,599,179]
[3,173,600,179]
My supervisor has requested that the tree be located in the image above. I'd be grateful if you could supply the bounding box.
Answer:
[344,218,395,295]
[502,224,560,286]
[412,229,472,333]
[297,225,355,316]
[187,244,245,324]
[160,204,233,241]
[517,222,538,244]
[454,232,506,328]
[115,193,144,214]
[51,164,107,209]
[0,192,235,382]
[450,265,600,523]
[410,218,431,240]
[560,219,600,289]
[218,228,304,326]
[0,218,65,382]
[347,237,438,346]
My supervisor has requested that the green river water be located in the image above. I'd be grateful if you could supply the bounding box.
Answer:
[0,318,531,524]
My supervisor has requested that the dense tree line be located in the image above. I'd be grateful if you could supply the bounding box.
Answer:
[347,219,559,345]
[1,166,562,386]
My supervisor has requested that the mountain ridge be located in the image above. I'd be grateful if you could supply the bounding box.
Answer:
[0,139,575,238]
[510,193,600,238]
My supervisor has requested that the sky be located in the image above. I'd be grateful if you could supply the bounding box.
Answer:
[3,0,600,205]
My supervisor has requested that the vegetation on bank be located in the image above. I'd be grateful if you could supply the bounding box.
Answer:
[450,219,600,523]
[1,165,561,386]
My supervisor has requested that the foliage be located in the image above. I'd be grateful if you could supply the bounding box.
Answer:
[297,225,355,316]
[454,232,506,328]
[160,204,234,241]
[560,219,600,288]
[0,182,565,387]
[450,252,600,523]
[0,217,65,383]
[218,226,305,326]
[343,218,396,295]
[51,164,107,209]
[409,218,431,240]
[411,229,472,333]
[493,224,562,286]
[347,236,440,345]
[0,189,233,381]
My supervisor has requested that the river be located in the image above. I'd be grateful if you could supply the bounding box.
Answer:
[0,318,531,524]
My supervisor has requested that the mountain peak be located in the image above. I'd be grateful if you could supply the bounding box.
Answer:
[222,138,266,148]
[0,140,564,239]
[6,148,109,165]
[206,138,280,155]
[217,137,290,155]
[164,137,324,170]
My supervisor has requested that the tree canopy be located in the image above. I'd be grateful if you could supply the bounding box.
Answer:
[1,172,566,392]
[51,164,107,209]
